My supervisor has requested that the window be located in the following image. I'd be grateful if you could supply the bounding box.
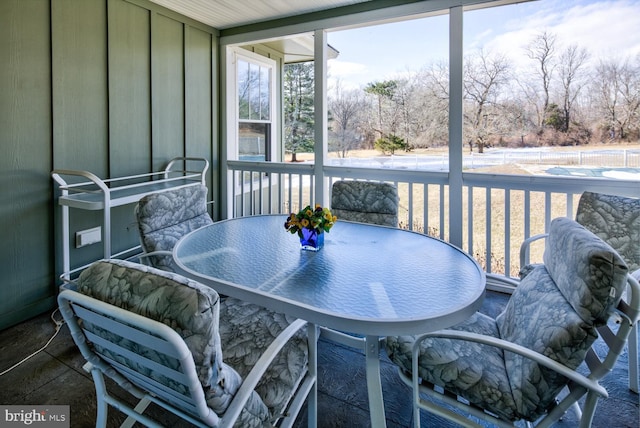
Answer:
[230,49,276,161]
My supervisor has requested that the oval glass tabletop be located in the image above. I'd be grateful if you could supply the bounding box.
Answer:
[174,215,485,335]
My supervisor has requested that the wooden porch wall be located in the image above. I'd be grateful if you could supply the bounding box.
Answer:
[0,0,219,329]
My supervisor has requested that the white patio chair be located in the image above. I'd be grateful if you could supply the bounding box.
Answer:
[134,184,213,271]
[520,191,640,392]
[386,217,640,428]
[58,259,316,428]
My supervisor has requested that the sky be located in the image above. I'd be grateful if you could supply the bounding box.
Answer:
[326,0,640,89]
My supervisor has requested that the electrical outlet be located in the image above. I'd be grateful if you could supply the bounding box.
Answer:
[76,226,102,248]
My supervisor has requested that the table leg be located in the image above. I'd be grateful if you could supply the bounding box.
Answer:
[365,335,387,428]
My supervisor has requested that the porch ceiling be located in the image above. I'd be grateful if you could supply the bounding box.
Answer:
[148,0,373,30]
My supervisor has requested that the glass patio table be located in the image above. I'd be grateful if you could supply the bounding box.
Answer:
[173,214,486,428]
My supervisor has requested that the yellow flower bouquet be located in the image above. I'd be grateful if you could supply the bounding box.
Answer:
[284,204,337,250]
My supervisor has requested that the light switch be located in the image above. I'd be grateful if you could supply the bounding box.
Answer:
[76,226,102,248]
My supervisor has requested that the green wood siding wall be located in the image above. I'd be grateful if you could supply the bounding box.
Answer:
[0,0,219,330]
[0,0,54,328]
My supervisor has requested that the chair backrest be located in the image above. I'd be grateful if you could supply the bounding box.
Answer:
[496,217,633,421]
[136,184,213,270]
[576,191,640,272]
[59,289,220,426]
[331,180,399,227]
[58,259,272,427]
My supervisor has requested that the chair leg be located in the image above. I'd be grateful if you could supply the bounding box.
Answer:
[88,365,109,428]
[629,323,638,393]
[578,392,599,428]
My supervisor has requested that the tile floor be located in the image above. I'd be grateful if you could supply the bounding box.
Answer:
[0,291,637,427]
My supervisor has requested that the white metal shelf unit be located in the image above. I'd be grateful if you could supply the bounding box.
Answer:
[52,157,209,279]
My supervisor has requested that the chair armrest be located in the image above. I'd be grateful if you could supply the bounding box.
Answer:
[220,319,311,425]
[519,233,548,268]
[621,272,640,324]
[135,250,173,266]
[411,329,609,398]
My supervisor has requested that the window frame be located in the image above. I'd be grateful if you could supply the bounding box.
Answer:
[227,47,278,162]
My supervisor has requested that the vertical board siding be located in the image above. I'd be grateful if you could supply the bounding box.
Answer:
[0,0,54,327]
[52,0,110,270]
[108,0,155,254]
[185,25,216,215]
[52,0,108,175]
[0,0,218,329]
[151,12,185,171]
[108,0,152,177]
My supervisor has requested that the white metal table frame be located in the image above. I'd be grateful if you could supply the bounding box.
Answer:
[173,215,486,428]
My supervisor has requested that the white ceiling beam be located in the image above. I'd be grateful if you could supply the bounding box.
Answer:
[220,0,536,46]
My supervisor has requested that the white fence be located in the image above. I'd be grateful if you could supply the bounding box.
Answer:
[328,149,640,171]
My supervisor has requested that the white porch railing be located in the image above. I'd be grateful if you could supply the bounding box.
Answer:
[227,160,640,286]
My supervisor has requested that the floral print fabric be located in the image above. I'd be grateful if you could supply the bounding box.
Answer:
[542,216,629,324]
[218,298,309,420]
[331,180,399,227]
[576,191,640,272]
[74,259,309,427]
[386,312,518,420]
[136,184,213,270]
[76,259,223,387]
[386,217,629,423]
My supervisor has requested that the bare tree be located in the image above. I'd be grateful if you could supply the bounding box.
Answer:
[464,50,511,153]
[414,61,450,147]
[513,78,545,143]
[593,59,621,140]
[526,31,556,129]
[328,80,366,157]
[558,44,589,132]
[617,56,640,140]
[594,56,640,140]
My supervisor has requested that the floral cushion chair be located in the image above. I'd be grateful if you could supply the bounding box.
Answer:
[386,217,639,427]
[135,184,213,271]
[58,259,315,427]
[331,180,399,227]
[519,191,640,392]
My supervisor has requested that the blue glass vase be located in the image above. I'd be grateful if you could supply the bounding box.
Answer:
[299,228,324,251]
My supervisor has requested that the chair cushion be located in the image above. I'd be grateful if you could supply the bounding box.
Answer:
[76,259,222,386]
[331,180,399,227]
[496,265,598,421]
[76,259,270,425]
[543,216,628,324]
[576,191,640,272]
[219,298,310,419]
[136,184,213,270]
[496,217,628,420]
[386,312,518,421]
